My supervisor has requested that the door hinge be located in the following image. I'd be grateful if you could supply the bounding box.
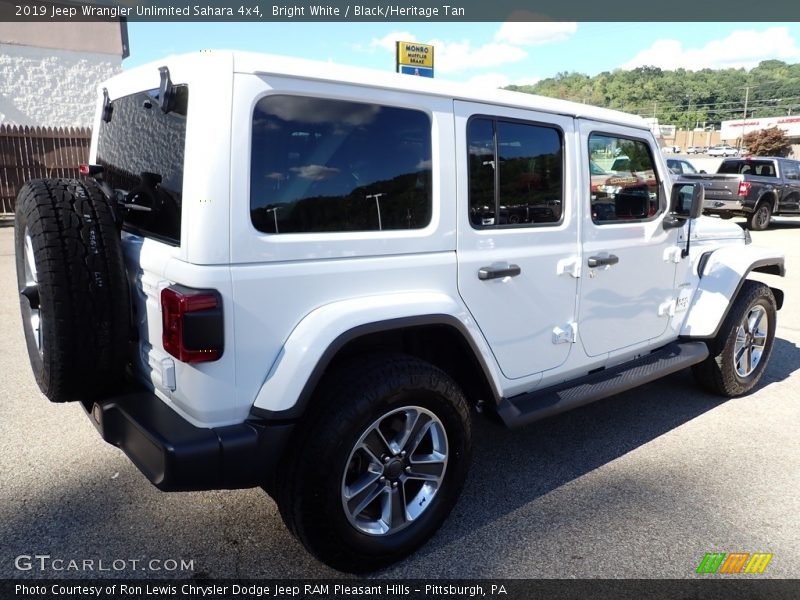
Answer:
[552,322,577,344]
[556,257,581,278]
[663,246,683,264]
[658,298,677,317]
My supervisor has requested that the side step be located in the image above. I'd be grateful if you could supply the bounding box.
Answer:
[497,341,709,428]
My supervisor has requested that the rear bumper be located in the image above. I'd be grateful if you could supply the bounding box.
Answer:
[83,392,294,492]
[703,199,748,214]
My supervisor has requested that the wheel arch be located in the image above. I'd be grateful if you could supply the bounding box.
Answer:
[251,307,502,421]
[681,247,785,340]
[757,190,779,212]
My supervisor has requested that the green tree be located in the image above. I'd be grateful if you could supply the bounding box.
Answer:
[506,60,800,129]
[742,127,792,156]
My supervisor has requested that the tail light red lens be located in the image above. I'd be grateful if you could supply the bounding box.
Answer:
[161,285,223,363]
[738,181,751,197]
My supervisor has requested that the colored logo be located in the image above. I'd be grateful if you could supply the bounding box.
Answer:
[696,552,773,574]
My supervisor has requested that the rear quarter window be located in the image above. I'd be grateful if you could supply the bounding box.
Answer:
[249,95,432,234]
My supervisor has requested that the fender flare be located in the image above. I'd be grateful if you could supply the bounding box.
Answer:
[756,190,779,213]
[250,293,503,419]
[681,246,785,340]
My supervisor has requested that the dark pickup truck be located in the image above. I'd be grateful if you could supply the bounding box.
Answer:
[683,157,800,230]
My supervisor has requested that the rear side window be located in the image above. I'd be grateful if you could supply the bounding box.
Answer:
[467,117,563,228]
[250,96,432,234]
[96,87,188,245]
[588,133,661,224]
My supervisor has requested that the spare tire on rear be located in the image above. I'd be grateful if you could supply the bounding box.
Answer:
[14,178,130,403]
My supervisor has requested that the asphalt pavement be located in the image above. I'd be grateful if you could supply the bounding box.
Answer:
[0,221,798,580]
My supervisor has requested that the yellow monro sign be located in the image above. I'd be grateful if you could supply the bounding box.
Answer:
[396,41,434,76]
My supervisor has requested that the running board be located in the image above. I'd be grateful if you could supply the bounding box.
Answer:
[497,341,709,429]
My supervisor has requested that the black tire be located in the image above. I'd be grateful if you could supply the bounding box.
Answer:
[14,178,130,403]
[747,201,772,231]
[692,281,776,397]
[275,354,471,573]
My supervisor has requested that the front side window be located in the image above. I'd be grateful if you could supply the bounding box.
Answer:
[468,117,563,228]
[588,133,661,224]
[96,87,188,244]
[250,96,432,234]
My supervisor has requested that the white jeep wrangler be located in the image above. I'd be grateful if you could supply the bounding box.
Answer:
[14,51,785,573]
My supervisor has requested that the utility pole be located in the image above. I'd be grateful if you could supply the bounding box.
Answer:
[740,84,758,151]
[366,193,386,230]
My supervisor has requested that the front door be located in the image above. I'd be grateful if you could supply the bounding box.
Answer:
[455,101,579,380]
[577,121,680,357]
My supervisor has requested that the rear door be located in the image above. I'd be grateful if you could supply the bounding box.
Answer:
[455,101,579,380]
[94,85,188,397]
[577,121,680,357]
[779,159,800,212]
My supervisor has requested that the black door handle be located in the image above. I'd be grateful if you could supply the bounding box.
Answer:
[478,264,521,280]
[587,254,619,268]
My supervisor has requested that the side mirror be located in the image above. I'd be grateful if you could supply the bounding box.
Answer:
[671,182,704,218]
[664,182,704,229]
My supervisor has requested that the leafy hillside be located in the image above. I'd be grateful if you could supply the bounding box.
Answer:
[505,60,800,128]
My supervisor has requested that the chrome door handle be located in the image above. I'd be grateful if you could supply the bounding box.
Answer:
[587,254,619,268]
[478,264,521,280]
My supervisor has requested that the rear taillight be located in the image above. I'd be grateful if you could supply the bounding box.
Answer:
[738,181,751,197]
[79,163,103,176]
[161,285,223,363]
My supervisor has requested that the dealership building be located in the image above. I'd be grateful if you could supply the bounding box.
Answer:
[720,116,800,157]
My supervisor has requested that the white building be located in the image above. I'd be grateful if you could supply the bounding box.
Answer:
[0,20,128,127]
[720,115,800,157]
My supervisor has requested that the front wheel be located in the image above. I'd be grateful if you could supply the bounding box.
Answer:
[275,354,471,572]
[692,281,777,397]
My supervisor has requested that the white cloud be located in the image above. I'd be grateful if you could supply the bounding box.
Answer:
[367,31,417,53]
[429,40,527,74]
[363,23,575,77]
[620,27,800,71]
[495,22,577,46]
[465,73,511,89]
[464,73,542,89]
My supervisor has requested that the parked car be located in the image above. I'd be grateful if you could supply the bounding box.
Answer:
[662,145,681,154]
[708,145,739,157]
[685,156,800,230]
[667,158,704,175]
[686,146,703,154]
[13,50,785,573]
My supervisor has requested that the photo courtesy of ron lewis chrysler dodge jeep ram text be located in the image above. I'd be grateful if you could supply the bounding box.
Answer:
[14,51,785,572]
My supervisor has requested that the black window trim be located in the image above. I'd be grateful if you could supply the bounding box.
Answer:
[466,114,566,231]
[248,91,435,237]
[588,131,665,226]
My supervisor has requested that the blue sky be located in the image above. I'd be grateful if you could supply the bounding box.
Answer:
[126,22,800,86]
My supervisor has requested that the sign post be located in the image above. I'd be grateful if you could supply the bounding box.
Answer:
[396,41,434,78]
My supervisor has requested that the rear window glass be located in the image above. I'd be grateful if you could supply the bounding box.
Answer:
[718,160,776,177]
[250,95,432,234]
[96,87,188,245]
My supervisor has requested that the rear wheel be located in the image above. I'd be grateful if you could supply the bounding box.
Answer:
[275,354,471,572]
[14,179,130,402]
[747,202,772,231]
[692,281,776,397]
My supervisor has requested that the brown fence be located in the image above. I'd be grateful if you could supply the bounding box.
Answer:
[0,125,92,217]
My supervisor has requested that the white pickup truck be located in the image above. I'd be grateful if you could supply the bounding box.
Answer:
[14,51,785,572]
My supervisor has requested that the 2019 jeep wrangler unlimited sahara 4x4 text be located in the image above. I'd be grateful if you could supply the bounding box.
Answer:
[14,51,785,573]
